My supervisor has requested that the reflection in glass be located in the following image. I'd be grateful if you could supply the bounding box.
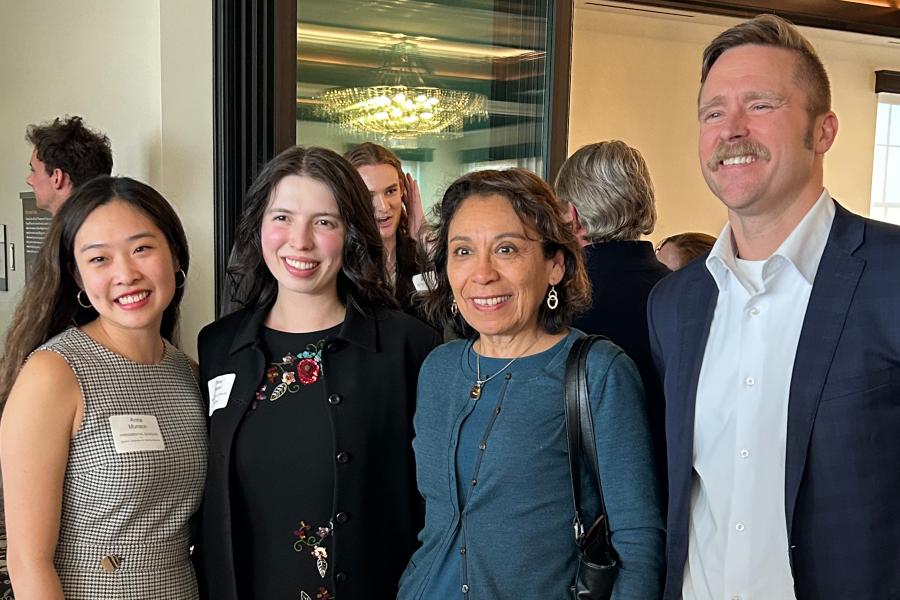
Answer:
[297,0,552,213]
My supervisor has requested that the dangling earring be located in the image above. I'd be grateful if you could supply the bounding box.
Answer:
[77,290,92,308]
[451,299,458,316]
[175,268,187,289]
[546,285,559,310]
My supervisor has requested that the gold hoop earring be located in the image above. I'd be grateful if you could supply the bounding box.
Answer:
[546,285,559,310]
[175,269,187,289]
[77,290,92,309]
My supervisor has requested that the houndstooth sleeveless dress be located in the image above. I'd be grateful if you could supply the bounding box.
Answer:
[38,327,207,599]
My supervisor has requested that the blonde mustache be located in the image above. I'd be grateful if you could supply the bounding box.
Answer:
[707,141,771,172]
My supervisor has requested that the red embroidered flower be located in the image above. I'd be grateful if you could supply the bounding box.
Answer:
[316,588,333,600]
[297,358,320,385]
[265,366,279,383]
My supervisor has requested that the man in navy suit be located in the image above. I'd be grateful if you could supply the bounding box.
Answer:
[648,14,900,600]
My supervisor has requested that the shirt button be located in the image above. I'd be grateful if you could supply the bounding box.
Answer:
[740,449,750,459]
[335,572,347,583]
[471,479,477,486]
[335,511,349,524]
[459,546,466,555]
[478,442,486,451]
[328,394,342,405]
[336,451,351,464]
[735,523,745,532]
[744,376,755,387]
[462,584,470,593]
[749,306,760,315]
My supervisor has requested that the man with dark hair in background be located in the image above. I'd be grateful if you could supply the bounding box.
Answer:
[25,115,113,215]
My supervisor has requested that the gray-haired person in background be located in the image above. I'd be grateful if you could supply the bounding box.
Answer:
[555,140,670,494]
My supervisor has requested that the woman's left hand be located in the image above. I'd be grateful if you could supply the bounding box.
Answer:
[404,172,426,242]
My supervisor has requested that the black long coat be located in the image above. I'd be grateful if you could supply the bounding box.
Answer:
[573,240,671,493]
[194,302,441,600]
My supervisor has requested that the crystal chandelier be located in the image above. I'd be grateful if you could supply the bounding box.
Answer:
[317,42,488,139]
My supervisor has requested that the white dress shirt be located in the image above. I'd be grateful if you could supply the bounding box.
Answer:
[682,190,836,600]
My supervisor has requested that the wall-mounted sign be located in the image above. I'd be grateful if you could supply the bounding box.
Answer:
[21,191,51,281]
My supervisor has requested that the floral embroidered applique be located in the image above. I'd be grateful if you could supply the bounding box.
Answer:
[251,340,329,409]
[294,520,333,599]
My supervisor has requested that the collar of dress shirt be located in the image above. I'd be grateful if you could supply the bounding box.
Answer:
[705,189,835,292]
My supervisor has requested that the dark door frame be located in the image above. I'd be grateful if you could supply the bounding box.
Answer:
[212,0,296,316]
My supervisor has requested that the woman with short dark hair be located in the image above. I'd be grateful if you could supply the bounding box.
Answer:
[195,146,440,600]
[398,168,664,599]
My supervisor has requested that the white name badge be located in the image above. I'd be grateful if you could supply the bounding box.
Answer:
[207,373,236,416]
[108,415,165,453]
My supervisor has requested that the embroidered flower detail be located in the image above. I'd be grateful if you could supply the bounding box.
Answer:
[297,358,320,385]
[258,339,328,403]
[312,546,328,559]
[293,522,331,550]
[316,588,333,600]
[293,521,311,538]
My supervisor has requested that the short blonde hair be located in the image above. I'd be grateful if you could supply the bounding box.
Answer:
[701,14,831,118]
[554,140,656,243]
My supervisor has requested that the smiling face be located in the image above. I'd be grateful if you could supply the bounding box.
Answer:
[447,194,564,348]
[74,200,178,335]
[357,163,403,243]
[260,174,346,305]
[698,44,834,218]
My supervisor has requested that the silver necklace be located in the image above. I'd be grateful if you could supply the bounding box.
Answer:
[471,353,519,400]
[470,337,542,400]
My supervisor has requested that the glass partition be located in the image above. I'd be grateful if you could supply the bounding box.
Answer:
[296,0,556,212]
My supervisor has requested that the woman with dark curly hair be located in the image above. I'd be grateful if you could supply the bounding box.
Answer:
[397,169,664,599]
[195,146,440,600]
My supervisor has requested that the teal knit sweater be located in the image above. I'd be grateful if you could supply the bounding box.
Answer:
[398,329,665,600]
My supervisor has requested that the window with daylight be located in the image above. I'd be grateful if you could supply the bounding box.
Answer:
[870,94,900,225]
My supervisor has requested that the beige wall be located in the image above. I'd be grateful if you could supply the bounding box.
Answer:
[570,7,900,244]
[159,0,215,358]
[0,0,213,358]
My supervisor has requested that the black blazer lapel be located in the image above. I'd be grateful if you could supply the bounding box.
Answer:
[785,204,865,538]
[207,306,268,461]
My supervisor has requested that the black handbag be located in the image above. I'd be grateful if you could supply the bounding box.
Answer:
[565,335,619,600]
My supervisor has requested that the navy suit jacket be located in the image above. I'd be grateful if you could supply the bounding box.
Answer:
[648,203,900,600]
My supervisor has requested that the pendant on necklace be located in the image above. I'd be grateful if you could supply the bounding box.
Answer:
[470,382,482,400]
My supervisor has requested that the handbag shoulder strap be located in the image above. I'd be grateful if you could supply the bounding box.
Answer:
[564,334,613,547]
